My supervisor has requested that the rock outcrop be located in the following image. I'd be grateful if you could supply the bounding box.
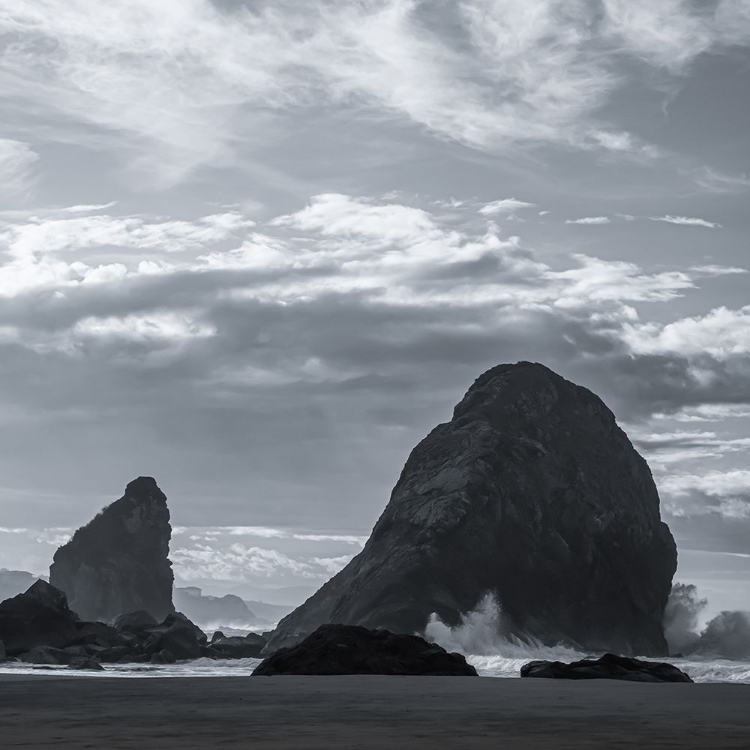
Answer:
[50,477,174,623]
[253,624,477,676]
[210,634,267,659]
[265,362,677,656]
[0,580,79,655]
[0,569,42,603]
[521,653,693,683]
[0,580,266,668]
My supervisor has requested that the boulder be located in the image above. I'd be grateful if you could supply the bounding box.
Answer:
[69,621,119,648]
[210,633,267,659]
[210,631,226,643]
[252,624,477,676]
[0,581,79,656]
[50,477,174,623]
[69,657,105,671]
[266,363,677,656]
[0,640,5,663]
[18,646,71,665]
[150,649,177,665]
[113,610,159,633]
[521,653,693,683]
[98,646,137,664]
[141,612,207,661]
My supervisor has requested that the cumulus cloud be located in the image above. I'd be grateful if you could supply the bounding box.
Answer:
[621,307,750,358]
[0,190,749,580]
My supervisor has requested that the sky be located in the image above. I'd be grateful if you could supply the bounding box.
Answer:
[0,0,749,614]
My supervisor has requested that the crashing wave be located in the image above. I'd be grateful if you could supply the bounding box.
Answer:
[423,593,586,676]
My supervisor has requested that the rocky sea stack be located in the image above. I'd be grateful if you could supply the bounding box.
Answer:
[266,362,677,656]
[50,477,174,623]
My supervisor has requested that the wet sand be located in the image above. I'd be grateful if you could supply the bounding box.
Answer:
[1,674,749,749]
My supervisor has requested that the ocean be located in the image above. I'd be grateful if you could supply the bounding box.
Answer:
[2,651,750,682]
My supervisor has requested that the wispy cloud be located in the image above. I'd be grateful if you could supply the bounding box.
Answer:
[691,167,750,194]
[565,216,611,225]
[0,139,39,197]
[650,215,721,229]
[2,1,745,185]
[478,198,535,216]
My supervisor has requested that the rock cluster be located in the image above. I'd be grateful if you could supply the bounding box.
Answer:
[266,362,677,656]
[252,624,477,676]
[521,653,693,683]
[0,581,266,669]
[50,477,174,623]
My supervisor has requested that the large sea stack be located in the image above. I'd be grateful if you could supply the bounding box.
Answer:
[50,477,174,622]
[266,362,677,656]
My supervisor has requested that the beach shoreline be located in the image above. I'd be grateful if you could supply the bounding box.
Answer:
[2,674,749,749]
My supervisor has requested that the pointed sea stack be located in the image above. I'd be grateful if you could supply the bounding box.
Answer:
[266,362,677,656]
[50,477,174,622]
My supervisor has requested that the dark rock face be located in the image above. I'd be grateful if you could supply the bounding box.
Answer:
[0,581,79,655]
[266,362,677,656]
[50,477,174,623]
[253,624,477,676]
[521,653,693,683]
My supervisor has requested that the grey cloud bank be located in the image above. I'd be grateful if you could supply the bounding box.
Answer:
[0,0,748,611]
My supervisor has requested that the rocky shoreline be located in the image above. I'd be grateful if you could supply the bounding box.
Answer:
[0,581,266,671]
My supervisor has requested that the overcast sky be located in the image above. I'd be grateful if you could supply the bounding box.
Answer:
[0,0,749,613]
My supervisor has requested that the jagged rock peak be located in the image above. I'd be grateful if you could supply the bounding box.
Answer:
[49,477,174,623]
[265,361,677,656]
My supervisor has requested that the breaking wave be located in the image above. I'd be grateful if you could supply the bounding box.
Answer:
[424,591,750,683]
[424,593,586,678]
[663,583,708,654]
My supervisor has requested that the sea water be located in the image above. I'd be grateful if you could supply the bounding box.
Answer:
[2,652,750,682]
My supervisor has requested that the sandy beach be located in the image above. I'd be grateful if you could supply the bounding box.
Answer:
[2,675,749,749]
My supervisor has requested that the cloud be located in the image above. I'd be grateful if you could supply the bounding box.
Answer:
[601,0,714,72]
[478,198,535,216]
[60,202,119,213]
[0,190,749,550]
[565,216,611,225]
[632,430,750,464]
[655,405,750,423]
[660,470,750,522]
[310,555,355,575]
[621,306,750,359]
[690,266,748,277]
[0,139,39,197]
[691,167,750,194]
[650,216,721,229]
[2,0,744,185]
